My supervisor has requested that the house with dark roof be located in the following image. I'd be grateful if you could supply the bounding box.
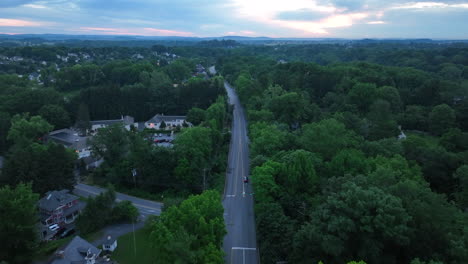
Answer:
[145,114,192,130]
[52,236,108,264]
[91,115,135,132]
[38,190,84,228]
[47,129,91,158]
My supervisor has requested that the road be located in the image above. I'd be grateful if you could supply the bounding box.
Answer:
[73,183,163,217]
[223,82,259,264]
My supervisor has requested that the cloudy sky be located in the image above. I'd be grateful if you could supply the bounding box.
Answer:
[0,0,467,38]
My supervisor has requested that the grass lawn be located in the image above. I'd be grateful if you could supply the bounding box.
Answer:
[111,228,153,264]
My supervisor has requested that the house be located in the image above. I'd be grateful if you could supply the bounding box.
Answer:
[90,115,135,131]
[145,114,192,130]
[51,236,108,264]
[47,128,91,158]
[38,190,85,227]
[102,235,118,252]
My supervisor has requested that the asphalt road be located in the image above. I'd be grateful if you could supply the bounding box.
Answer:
[73,183,163,217]
[223,82,259,264]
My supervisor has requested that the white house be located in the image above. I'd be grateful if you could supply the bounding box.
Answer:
[90,115,136,131]
[145,114,192,130]
[102,235,117,252]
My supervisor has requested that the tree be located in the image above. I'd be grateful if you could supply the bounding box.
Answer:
[454,165,468,209]
[75,103,91,135]
[1,142,76,194]
[112,200,139,223]
[7,114,53,145]
[429,104,456,136]
[150,190,226,264]
[173,127,213,190]
[160,120,167,129]
[300,119,360,160]
[38,104,71,129]
[367,99,399,140]
[76,186,116,234]
[347,83,377,112]
[249,122,287,158]
[0,112,11,153]
[187,107,206,125]
[292,181,410,264]
[90,124,130,167]
[0,184,39,264]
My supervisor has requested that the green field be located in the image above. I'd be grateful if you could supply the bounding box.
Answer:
[111,228,153,264]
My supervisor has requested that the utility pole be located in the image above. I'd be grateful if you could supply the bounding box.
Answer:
[132,168,137,189]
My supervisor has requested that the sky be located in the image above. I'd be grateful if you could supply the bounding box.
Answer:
[0,0,467,39]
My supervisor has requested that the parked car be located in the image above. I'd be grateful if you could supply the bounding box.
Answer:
[49,224,60,232]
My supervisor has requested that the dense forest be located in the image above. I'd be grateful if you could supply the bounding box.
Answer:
[216,43,468,263]
[1,41,468,263]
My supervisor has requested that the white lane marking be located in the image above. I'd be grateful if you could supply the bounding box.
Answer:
[226,194,236,197]
[232,247,256,250]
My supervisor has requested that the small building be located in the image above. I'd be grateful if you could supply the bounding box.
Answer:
[90,115,135,131]
[145,114,192,130]
[102,235,118,252]
[52,236,105,264]
[38,190,85,227]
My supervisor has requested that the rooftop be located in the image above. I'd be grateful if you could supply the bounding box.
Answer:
[146,114,187,124]
[38,190,79,212]
[51,236,102,264]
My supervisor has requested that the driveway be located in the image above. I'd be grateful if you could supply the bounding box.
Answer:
[91,222,145,247]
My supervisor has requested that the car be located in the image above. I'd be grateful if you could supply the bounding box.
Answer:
[243,176,249,183]
[60,228,76,238]
[49,224,60,232]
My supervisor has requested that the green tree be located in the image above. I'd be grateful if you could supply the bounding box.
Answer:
[76,186,116,234]
[187,107,206,125]
[7,115,53,145]
[0,184,39,264]
[75,103,91,135]
[292,181,410,264]
[367,99,399,140]
[1,142,76,194]
[250,122,287,158]
[174,127,213,190]
[112,200,139,223]
[90,124,130,167]
[0,112,11,153]
[429,104,456,136]
[38,104,71,129]
[300,118,360,160]
[454,165,468,209]
[150,190,226,264]
[347,83,377,112]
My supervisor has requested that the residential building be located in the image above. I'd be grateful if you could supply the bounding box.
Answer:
[145,114,192,130]
[38,190,85,227]
[90,115,135,131]
[47,128,91,158]
[102,235,118,252]
[51,236,110,264]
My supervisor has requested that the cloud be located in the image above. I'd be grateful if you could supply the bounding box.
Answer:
[0,0,35,8]
[275,9,330,21]
[23,4,47,9]
[367,20,386,24]
[0,18,46,26]
[78,26,194,37]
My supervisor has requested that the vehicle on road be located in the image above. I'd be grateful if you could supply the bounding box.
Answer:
[243,176,249,183]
